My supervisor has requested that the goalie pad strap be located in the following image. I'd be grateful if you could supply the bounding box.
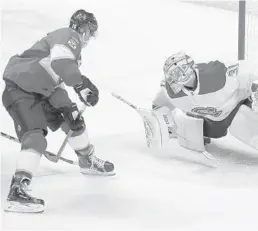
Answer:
[173,108,205,152]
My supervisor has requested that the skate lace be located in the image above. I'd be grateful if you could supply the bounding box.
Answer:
[90,155,105,168]
[13,184,32,200]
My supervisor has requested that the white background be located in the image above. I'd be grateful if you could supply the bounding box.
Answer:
[1,0,258,230]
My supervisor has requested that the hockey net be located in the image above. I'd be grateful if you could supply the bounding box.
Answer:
[244,2,258,60]
[185,1,258,61]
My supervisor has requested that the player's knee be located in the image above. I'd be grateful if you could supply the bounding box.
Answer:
[21,130,47,154]
[61,122,86,136]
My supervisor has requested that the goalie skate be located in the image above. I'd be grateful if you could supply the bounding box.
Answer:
[4,176,44,213]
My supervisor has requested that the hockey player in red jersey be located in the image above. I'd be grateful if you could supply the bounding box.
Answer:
[2,9,115,213]
[148,52,258,153]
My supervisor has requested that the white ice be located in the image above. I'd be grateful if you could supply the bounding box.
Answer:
[1,0,258,230]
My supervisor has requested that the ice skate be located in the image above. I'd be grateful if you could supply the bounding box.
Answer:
[76,144,115,176]
[4,174,44,213]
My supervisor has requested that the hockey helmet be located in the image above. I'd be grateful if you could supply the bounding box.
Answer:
[69,9,98,46]
[163,52,196,94]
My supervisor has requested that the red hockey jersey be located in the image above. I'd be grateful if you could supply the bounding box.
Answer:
[3,27,83,107]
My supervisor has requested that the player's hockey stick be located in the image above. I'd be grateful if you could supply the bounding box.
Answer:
[53,104,87,163]
[0,132,78,165]
[111,93,218,162]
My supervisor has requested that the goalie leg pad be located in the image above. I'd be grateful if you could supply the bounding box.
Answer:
[173,108,205,152]
[137,109,163,148]
[138,106,179,148]
[149,106,178,147]
[229,105,258,150]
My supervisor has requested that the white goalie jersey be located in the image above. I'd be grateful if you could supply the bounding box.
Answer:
[153,60,258,122]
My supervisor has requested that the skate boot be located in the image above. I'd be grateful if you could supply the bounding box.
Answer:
[4,172,44,213]
[76,144,115,176]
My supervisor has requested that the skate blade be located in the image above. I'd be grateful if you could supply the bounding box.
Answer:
[80,168,116,176]
[4,201,44,213]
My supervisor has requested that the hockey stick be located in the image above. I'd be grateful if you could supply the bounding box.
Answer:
[111,93,218,162]
[111,92,162,147]
[0,132,78,165]
[53,104,87,163]
[112,92,162,147]
[111,92,138,110]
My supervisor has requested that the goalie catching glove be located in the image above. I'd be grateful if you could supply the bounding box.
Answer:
[74,75,99,106]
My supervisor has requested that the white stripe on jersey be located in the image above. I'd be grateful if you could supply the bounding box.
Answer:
[38,44,76,88]
[50,44,75,61]
[39,55,61,85]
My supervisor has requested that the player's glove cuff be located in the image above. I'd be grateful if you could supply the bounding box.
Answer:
[74,75,99,106]
[62,103,85,131]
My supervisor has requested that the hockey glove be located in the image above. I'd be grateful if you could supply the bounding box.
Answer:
[42,101,64,132]
[74,75,99,106]
[62,103,85,131]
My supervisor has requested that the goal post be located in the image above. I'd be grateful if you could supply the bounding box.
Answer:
[238,0,246,60]
[239,0,258,60]
[185,1,258,61]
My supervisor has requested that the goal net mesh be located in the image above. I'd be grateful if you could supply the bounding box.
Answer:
[185,1,258,60]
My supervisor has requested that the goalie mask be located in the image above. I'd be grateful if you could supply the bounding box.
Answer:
[69,9,98,47]
[163,52,196,94]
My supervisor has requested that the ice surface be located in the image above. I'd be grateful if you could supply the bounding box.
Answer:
[1,0,258,230]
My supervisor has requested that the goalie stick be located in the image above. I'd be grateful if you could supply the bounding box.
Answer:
[111,92,218,162]
[0,132,78,165]
[111,92,162,147]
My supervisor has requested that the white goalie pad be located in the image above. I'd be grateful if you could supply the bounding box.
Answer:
[137,109,163,148]
[137,106,177,148]
[173,109,205,152]
[229,105,258,150]
[138,106,205,152]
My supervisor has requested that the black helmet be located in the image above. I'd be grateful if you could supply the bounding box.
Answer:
[69,9,98,37]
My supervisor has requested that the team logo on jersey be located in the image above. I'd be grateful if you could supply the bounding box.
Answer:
[67,38,77,50]
[226,64,239,77]
[191,107,222,117]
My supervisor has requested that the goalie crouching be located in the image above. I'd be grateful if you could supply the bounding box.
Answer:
[149,52,258,153]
